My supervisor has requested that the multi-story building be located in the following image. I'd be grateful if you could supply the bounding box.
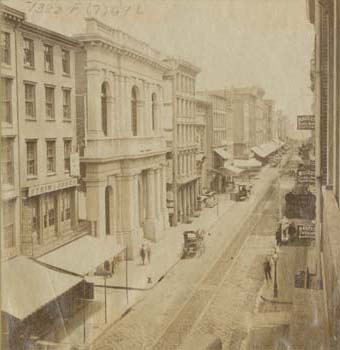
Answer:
[197,90,233,192]
[264,99,275,142]
[307,0,340,347]
[276,110,288,142]
[1,6,25,261]
[75,18,169,257]
[163,58,201,226]
[17,15,80,258]
[195,96,211,192]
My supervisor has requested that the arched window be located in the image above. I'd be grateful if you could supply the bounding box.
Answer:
[101,83,108,136]
[151,93,157,131]
[131,86,138,136]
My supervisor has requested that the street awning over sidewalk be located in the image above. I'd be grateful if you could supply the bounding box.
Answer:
[221,163,245,176]
[213,148,232,160]
[251,142,280,159]
[1,256,82,320]
[38,235,125,276]
[233,158,262,169]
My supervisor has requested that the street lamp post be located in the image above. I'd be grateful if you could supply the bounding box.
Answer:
[273,249,279,298]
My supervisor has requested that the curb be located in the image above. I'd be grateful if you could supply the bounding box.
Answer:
[260,295,293,305]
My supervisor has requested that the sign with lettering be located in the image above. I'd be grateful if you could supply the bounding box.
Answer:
[297,115,315,130]
[298,224,316,239]
[297,170,315,184]
[70,153,80,177]
[28,178,78,197]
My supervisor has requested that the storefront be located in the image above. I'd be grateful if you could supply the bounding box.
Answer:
[22,179,79,255]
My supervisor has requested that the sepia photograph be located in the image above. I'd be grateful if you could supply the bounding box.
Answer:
[0,0,339,349]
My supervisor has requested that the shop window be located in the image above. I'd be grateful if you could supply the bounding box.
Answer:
[151,93,157,131]
[46,140,56,174]
[63,89,71,120]
[25,83,36,120]
[26,140,37,177]
[45,86,55,120]
[2,200,15,249]
[1,32,10,65]
[24,38,34,68]
[61,190,71,222]
[44,44,53,72]
[131,86,138,136]
[43,195,56,229]
[62,49,70,75]
[1,138,14,185]
[31,199,39,234]
[1,78,12,123]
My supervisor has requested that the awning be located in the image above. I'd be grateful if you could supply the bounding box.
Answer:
[1,257,82,320]
[233,158,262,169]
[221,164,244,176]
[213,148,232,160]
[251,142,279,159]
[38,235,125,276]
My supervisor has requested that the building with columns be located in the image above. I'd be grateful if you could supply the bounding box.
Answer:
[74,18,169,258]
[163,58,201,226]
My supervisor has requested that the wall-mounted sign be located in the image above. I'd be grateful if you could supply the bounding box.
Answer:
[28,178,78,197]
[70,153,80,177]
[297,115,315,130]
[297,169,315,184]
[298,224,316,239]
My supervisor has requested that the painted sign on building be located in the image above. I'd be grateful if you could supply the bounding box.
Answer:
[28,178,78,197]
[298,224,316,239]
[297,115,315,130]
[297,169,315,184]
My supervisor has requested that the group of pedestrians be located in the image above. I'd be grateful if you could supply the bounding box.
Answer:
[140,242,151,265]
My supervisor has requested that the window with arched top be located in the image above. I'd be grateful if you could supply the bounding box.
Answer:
[131,86,138,136]
[151,93,157,131]
[101,83,108,136]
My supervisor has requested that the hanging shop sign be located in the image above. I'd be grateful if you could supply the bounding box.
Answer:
[28,178,78,197]
[297,115,315,130]
[298,224,316,239]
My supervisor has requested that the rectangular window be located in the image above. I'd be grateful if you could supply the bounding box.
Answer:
[26,140,37,176]
[25,83,36,120]
[1,78,12,123]
[64,139,72,172]
[46,140,56,174]
[62,49,70,75]
[1,138,14,185]
[24,38,34,67]
[45,86,55,120]
[44,44,53,72]
[43,195,56,229]
[61,190,71,222]
[63,89,71,120]
[1,32,10,65]
[31,199,39,234]
[3,200,15,249]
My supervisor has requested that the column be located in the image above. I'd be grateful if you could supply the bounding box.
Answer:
[145,82,151,135]
[72,187,79,231]
[155,168,161,219]
[86,180,106,238]
[108,176,117,235]
[56,191,62,236]
[143,169,158,241]
[86,68,103,138]
[124,76,130,137]
[113,74,121,137]
[161,165,169,228]
[183,185,188,220]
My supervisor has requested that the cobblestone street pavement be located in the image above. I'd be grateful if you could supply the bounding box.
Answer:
[91,171,279,350]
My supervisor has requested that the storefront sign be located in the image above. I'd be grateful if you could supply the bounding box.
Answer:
[70,153,80,177]
[297,115,315,130]
[298,224,316,239]
[297,170,315,184]
[28,178,78,197]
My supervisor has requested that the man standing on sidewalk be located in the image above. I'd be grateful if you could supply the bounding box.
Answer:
[146,243,151,264]
[263,257,272,282]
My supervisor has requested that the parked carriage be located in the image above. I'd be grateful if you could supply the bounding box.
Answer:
[182,230,205,258]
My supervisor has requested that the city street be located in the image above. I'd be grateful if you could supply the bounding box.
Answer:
[91,167,281,350]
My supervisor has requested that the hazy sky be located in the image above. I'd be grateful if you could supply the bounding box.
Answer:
[7,0,314,133]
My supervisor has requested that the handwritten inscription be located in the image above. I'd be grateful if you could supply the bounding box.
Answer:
[25,1,144,17]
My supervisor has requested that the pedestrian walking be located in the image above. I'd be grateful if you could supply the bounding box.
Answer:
[263,258,272,282]
[146,243,151,263]
[140,244,146,265]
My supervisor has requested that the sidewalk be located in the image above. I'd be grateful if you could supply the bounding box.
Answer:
[43,164,280,349]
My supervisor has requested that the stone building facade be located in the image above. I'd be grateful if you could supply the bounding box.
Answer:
[75,18,169,257]
[163,58,201,226]
[197,90,233,192]
[1,6,81,259]
[307,0,340,348]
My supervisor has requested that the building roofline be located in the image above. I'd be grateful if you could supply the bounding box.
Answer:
[163,57,201,75]
[1,4,25,22]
